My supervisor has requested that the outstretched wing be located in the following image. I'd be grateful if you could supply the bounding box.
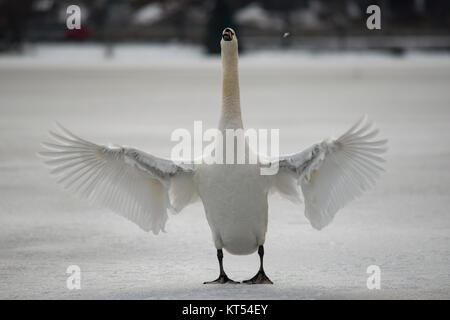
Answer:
[274,116,387,230]
[39,124,198,234]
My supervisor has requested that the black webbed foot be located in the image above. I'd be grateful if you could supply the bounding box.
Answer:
[204,273,239,284]
[243,270,273,284]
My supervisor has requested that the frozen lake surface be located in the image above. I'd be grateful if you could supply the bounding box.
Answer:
[0,47,449,299]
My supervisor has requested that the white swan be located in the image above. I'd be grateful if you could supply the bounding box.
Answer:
[39,28,387,284]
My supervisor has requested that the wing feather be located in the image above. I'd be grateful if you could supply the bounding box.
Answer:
[39,124,197,234]
[275,116,387,229]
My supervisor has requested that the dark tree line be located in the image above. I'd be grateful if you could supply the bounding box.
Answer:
[1,0,449,52]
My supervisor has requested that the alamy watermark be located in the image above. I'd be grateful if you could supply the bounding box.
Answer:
[366,5,381,30]
[65,4,381,32]
[66,5,81,30]
[170,121,280,175]
[66,265,81,290]
[366,265,381,289]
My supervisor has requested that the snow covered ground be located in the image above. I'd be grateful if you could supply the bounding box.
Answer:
[0,45,449,299]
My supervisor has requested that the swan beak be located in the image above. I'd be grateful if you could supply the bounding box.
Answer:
[222,28,233,41]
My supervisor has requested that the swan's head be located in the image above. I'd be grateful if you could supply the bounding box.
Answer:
[220,27,238,51]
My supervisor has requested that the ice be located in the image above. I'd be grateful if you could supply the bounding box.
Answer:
[0,46,449,299]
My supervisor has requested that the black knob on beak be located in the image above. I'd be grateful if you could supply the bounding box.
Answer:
[222,28,233,41]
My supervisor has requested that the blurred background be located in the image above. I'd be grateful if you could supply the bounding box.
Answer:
[1,0,450,55]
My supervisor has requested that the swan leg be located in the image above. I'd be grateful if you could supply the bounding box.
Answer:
[243,245,273,284]
[204,249,239,284]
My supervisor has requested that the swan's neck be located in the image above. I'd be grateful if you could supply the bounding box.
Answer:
[219,47,243,130]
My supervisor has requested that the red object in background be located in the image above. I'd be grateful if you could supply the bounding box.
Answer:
[64,26,92,40]
[0,18,7,32]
